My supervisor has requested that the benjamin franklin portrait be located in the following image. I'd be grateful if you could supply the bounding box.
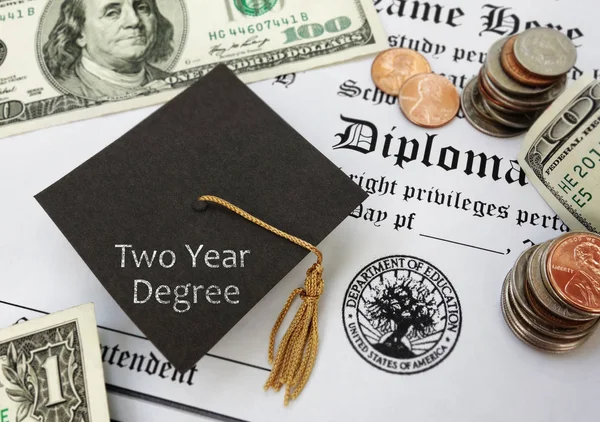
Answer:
[41,0,180,100]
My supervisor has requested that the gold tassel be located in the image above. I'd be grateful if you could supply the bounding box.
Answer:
[197,195,324,406]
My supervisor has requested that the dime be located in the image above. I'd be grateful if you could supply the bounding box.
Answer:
[485,38,553,96]
[399,73,460,128]
[546,232,600,315]
[371,48,431,96]
[461,78,524,138]
[527,243,595,322]
[501,36,557,87]
[514,28,577,77]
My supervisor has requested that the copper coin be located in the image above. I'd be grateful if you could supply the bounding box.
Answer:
[511,247,594,335]
[547,232,600,314]
[371,48,431,96]
[524,255,597,330]
[478,73,523,114]
[399,73,460,128]
[500,36,558,87]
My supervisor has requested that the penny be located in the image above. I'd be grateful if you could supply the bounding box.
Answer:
[546,232,600,314]
[540,235,600,318]
[485,38,553,96]
[461,77,524,138]
[501,36,557,87]
[514,27,577,77]
[527,243,595,322]
[399,73,460,128]
[371,48,431,96]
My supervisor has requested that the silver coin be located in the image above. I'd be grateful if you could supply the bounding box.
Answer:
[485,38,554,96]
[471,77,494,118]
[501,275,588,353]
[514,28,577,77]
[484,94,522,115]
[509,269,595,340]
[461,78,525,138]
[527,243,595,322]
[482,99,538,129]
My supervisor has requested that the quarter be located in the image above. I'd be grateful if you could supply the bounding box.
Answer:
[485,38,551,96]
[501,36,557,87]
[514,28,577,77]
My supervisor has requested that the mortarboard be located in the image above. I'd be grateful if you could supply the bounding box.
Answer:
[35,64,368,404]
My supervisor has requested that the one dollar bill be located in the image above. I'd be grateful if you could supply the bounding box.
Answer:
[519,75,600,234]
[0,303,110,422]
[0,0,386,139]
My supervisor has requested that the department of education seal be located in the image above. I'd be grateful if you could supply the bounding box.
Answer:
[234,0,278,17]
[0,40,6,68]
[343,255,462,374]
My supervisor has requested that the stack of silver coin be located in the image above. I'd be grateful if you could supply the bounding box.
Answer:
[462,27,576,138]
[501,232,600,352]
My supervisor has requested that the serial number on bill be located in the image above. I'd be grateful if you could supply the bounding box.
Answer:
[0,7,35,22]
[208,13,310,40]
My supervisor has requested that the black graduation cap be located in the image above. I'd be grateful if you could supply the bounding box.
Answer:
[35,65,367,389]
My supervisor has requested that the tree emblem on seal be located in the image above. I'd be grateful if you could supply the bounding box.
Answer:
[366,276,440,358]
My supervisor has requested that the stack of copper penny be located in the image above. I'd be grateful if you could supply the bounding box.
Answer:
[462,28,576,138]
[371,48,460,129]
[501,232,600,352]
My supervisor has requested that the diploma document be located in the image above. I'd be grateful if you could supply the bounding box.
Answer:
[0,0,599,421]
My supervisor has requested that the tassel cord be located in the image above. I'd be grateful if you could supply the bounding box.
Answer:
[197,195,324,406]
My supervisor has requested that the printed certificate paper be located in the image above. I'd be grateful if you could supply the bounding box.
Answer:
[1,0,599,421]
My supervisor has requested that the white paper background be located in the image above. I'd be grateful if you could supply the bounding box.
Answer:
[1,1,599,421]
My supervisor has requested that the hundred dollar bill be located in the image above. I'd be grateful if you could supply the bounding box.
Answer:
[519,75,600,234]
[0,0,386,139]
[0,303,110,422]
